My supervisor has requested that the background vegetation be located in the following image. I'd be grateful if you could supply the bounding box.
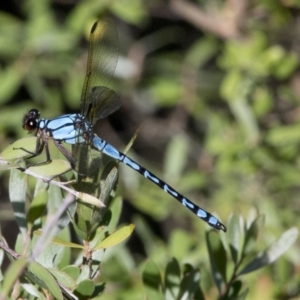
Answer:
[0,0,300,299]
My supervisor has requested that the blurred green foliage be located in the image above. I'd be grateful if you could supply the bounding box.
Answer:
[0,0,300,299]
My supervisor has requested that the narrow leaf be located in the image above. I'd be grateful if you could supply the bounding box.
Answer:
[239,227,298,275]
[1,257,28,297]
[178,264,202,300]
[1,137,37,160]
[27,261,63,300]
[206,231,227,291]
[94,224,135,250]
[9,166,27,235]
[28,159,71,178]
[165,258,180,300]
[27,190,48,227]
[227,214,243,264]
[142,260,164,300]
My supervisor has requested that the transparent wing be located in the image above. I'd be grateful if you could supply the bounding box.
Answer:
[73,19,120,175]
[81,19,121,125]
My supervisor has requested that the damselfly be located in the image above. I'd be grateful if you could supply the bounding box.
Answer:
[21,19,226,232]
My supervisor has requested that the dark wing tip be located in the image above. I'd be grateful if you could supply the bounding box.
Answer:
[91,21,98,34]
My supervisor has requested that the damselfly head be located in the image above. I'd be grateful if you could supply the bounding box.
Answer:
[22,109,40,132]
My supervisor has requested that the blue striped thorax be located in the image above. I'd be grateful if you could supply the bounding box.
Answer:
[23,109,92,144]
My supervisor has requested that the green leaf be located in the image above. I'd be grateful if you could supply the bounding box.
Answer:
[228,92,259,144]
[0,157,19,171]
[107,196,123,232]
[72,201,106,241]
[14,233,28,256]
[112,0,147,24]
[185,37,219,67]
[93,224,135,250]
[93,283,105,297]
[252,86,273,117]
[151,78,181,106]
[206,231,227,291]
[73,157,118,240]
[1,137,37,160]
[62,265,80,281]
[242,215,265,256]
[239,227,299,275]
[266,124,300,146]
[27,261,63,300]
[165,258,180,300]
[220,69,243,101]
[48,268,77,290]
[33,237,66,269]
[273,52,298,79]
[74,279,95,298]
[9,166,27,235]
[28,159,71,178]
[142,260,164,300]
[0,247,3,281]
[47,183,71,231]
[0,64,24,105]
[169,230,195,260]
[227,214,244,264]
[164,134,188,183]
[226,281,247,300]
[178,264,202,300]
[1,257,28,297]
[27,190,48,228]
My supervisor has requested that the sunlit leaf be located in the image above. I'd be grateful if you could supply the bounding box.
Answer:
[49,268,77,290]
[62,265,80,281]
[93,224,135,250]
[1,137,37,160]
[28,159,71,178]
[239,227,299,275]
